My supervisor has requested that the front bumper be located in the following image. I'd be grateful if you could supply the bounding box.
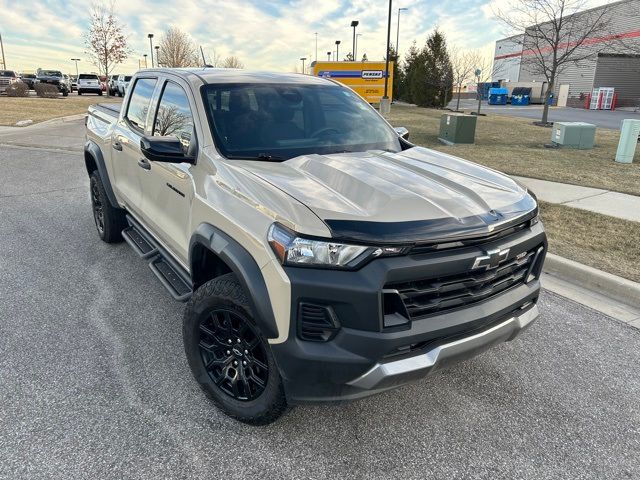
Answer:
[270,222,546,404]
[347,305,538,391]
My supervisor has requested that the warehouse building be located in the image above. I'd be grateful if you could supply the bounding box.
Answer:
[493,0,640,107]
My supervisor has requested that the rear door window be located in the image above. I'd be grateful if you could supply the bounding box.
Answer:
[126,78,158,132]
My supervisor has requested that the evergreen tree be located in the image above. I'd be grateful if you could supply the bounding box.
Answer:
[400,41,420,103]
[404,29,453,108]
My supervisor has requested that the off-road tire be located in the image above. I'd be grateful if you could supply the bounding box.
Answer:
[183,273,288,425]
[89,171,126,243]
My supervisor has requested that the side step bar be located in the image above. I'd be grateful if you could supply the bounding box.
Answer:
[122,215,193,302]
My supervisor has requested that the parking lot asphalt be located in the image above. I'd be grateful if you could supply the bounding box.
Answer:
[1,119,639,480]
[449,99,640,130]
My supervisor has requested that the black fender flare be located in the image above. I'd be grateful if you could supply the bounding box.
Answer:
[189,223,279,339]
[84,140,119,209]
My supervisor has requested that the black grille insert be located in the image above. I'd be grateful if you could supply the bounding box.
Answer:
[386,245,543,319]
[298,303,340,342]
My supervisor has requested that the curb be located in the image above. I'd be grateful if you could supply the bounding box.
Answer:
[543,253,640,308]
[37,113,87,126]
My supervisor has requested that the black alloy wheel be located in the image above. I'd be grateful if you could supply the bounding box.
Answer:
[198,308,269,401]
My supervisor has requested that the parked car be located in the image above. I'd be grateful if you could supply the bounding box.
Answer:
[85,69,546,425]
[116,74,132,96]
[0,70,21,94]
[77,73,102,96]
[19,73,37,90]
[108,75,119,95]
[71,77,78,91]
[35,69,69,96]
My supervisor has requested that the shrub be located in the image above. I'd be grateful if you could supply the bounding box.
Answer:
[5,82,29,97]
[34,83,59,98]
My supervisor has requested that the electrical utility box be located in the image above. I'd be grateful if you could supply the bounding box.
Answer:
[551,122,596,149]
[615,119,640,164]
[438,113,477,145]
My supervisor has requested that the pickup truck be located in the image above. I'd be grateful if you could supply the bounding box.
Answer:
[35,69,70,96]
[85,68,547,424]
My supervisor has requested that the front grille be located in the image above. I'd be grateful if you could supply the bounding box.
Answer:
[0,78,10,87]
[386,245,543,319]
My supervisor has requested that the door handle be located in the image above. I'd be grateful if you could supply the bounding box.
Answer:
[112,141,123,151]
[138,158,151,170]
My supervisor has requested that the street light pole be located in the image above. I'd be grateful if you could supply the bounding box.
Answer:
[350,21,359,60]
[381,0,393,114]
[71,58,81,79]
[356,34,362,60]
[155,45,160,66]
[143,54,148,68]
[396,7,408,58]
[300,57,307,74]
[314,32,318,63]
[0,32,6,69]
[335,40,341,61]
[147,33,154,67]
[327,51,331,61]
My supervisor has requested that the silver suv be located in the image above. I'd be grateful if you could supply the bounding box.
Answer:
[77,73,102,96]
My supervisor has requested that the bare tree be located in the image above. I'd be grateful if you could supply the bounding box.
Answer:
[450,47,476,111]
[206,49,222,67]
[157,27,200,68]
[84,2,128,96]
[222,56,244,69]
[467,50,500,116]
[494,0,620,124]
[155,105,191,136]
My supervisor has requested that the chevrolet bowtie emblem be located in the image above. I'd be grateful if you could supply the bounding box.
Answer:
[472,248,510,270]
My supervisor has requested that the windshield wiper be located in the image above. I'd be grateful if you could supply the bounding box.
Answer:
[224,153,287,162]
[255,153,286,162]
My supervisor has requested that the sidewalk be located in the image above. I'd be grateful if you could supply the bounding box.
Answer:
[513,175,640,222]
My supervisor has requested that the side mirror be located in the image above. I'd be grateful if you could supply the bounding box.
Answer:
[394,127,410,140]
[140,136,195,164]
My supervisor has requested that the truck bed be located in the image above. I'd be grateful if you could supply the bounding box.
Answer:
[93,103,122,118]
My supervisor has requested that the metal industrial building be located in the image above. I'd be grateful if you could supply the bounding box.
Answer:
[493,0,640,107]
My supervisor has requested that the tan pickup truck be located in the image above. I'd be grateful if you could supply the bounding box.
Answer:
[85,68,547,424]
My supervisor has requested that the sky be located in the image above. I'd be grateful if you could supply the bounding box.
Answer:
[0,0,614,75]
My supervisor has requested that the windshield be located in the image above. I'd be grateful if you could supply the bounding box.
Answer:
[40,70,62,77]
[124,76,132,81]
[202,83,401,160]
[79,74,98,80]
[22,74,36,79]
[1,70,17,77]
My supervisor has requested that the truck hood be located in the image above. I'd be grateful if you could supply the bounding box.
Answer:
[239,147,537,244]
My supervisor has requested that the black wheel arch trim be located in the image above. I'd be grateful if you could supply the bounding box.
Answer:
[189,223,279,339]
[84,140,119,209]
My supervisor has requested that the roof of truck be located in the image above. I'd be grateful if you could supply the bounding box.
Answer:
[138,68,332,86]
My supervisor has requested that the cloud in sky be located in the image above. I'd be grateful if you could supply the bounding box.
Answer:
[0,0,613,74]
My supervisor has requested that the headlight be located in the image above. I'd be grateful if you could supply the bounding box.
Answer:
[267,223,406,269]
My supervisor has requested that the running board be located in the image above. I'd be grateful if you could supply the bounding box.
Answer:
[122,215,193,302]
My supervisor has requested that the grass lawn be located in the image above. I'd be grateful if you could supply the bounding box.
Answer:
[386,103,640,196]
[0,95,121,126]
[539,202,640,283]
